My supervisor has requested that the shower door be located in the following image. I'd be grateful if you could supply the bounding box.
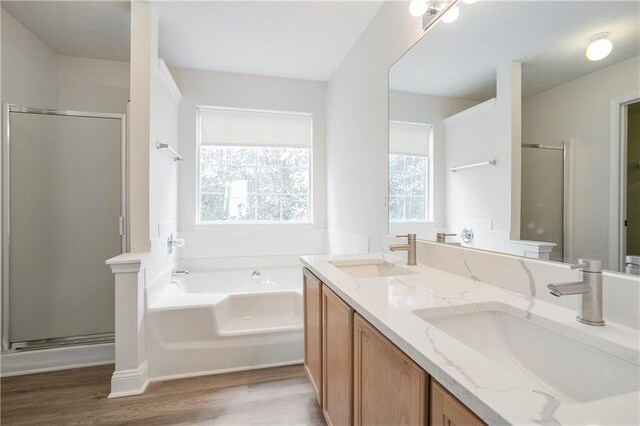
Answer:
[3,106,125,350]
[520,144,565,262]
[626,102,640,264]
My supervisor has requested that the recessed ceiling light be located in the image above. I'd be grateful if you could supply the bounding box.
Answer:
[441,6,460,23]
[586,34,613,61]
[462,0,478,4]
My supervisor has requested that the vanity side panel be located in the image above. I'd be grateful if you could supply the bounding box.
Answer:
[303,268,323,405]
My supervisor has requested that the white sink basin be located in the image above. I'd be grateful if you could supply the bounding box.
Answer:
[330,258,415,279]
[413,303,639,403]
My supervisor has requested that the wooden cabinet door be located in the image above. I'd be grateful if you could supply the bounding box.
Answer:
[322,285,354,426]
[431,380,484,426]
[354,313,428,426]
[303,268,323,405]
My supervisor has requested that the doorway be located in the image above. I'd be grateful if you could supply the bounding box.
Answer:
[625,101,640,274]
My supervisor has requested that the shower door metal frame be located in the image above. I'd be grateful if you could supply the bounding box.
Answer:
[2,104,127,352]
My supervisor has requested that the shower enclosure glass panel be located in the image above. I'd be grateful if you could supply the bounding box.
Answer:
[521,145,564,262]
[6,109,124,348]
[626,102,640,260]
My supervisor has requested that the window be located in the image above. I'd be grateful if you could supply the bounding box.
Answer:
[198,107,312,223]
[388,122,432,222]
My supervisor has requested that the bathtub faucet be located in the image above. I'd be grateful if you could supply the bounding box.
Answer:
[172,270,190,277]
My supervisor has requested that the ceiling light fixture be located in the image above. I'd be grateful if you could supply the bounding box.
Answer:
[409,0,461,22]
[441,6,460,23]
[409,0,429,17]
[462,0,478,4]
[586,33,613,61]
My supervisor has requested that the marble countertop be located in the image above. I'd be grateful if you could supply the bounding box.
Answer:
[300,253,640,426]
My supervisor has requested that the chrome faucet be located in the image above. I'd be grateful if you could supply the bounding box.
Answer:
[172,270,190,277]
[547,259,604,326]
[389,234,417,266]
[167,233,185,255]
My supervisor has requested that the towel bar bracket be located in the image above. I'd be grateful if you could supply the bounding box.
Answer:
[156,141,183,161]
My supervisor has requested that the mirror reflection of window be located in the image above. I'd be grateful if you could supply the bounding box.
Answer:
[388,122,432,222]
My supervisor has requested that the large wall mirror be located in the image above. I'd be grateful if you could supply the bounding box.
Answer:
[388,1,639,274]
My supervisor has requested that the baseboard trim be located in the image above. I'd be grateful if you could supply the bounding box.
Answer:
[150,359,303,383]
[109,361,150,398]
[1,343,114,377]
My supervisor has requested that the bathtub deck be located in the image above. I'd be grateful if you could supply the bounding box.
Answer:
[1,363,325,425]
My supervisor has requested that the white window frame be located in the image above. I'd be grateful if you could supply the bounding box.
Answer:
[388,121,434,224]
[196,105,314,225]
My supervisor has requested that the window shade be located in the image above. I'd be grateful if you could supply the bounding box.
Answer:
[200,108,312,147]
[389,122,431,156]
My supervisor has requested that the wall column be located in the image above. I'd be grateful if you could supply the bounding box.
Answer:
[497,61,522,240]
[129,0,156,251]
[106,252,151,398]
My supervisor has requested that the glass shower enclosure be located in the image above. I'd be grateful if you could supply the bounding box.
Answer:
[2,105,126,351]
[520,143,566,263]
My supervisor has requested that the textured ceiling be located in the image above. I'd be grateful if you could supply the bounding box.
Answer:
[2,1,131,62]
[390,1,640,100]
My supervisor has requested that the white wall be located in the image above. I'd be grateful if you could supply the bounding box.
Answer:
[388,90,479,239]
[1,10,58,108]
[148,60,181,279]
[523,55,640,268]
[125,2,182,280]
[171,67,328,259]
[444,99,507,239]
[444,62,522,251]
[326,2,424,252]
[2,10,129,113]
[56,55,129,114]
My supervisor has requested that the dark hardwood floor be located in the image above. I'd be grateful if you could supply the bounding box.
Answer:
[1,363,325,425]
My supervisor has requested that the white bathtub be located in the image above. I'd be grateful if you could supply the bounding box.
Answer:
[175,266,302,294]
[146,265,304,380]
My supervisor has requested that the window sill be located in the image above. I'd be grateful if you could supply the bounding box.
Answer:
[193,221,316,231]
[389,220,434,224]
